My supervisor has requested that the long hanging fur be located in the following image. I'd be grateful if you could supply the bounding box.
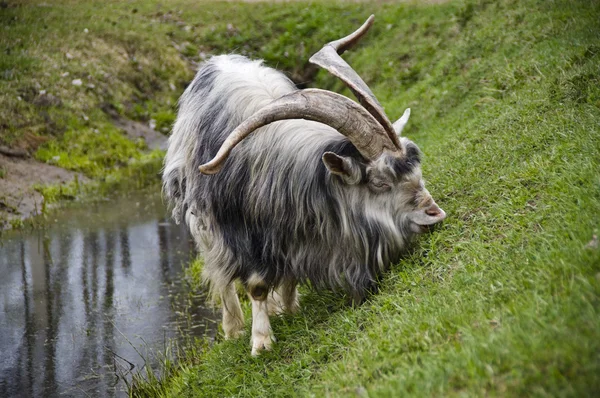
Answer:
[163,55,423,301]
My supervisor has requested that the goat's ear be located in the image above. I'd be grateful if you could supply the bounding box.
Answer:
[322,152,362,185]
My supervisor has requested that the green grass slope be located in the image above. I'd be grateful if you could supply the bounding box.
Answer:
[132,0,599,396]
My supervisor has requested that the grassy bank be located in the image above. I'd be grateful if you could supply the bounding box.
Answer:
[5,0,599,396]
[131,0,598,396]
[1,0,186,224]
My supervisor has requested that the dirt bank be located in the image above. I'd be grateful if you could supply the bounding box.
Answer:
[0,154,85,227]
[0,118,167,229]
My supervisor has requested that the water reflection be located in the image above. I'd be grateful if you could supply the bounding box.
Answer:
[0,191,218,397]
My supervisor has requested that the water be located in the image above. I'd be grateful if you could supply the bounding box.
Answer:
[0,190,218,397]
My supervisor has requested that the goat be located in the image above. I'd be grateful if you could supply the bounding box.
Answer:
[162,16,446,355]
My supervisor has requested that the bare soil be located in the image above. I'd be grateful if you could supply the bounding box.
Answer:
[0,154,87,227]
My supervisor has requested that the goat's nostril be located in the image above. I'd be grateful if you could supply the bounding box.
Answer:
[425,204,442,217]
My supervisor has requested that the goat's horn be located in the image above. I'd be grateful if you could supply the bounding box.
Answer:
[199,89,397,175]
[309,15,402,150]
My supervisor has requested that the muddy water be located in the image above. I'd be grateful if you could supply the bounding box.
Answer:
[0,190,218,397]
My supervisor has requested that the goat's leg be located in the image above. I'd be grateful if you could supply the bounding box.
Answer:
[280,280,300,314]
[247,274,274,355]
[268,280,300,315]
[267,289,285,315]
[221,283,245,339]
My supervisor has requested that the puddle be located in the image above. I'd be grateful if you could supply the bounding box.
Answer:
[0,190,218,397]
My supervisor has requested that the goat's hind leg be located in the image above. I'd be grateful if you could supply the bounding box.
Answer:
[280,279,300,314]
[221,282,245,339]
[268,279,300,315]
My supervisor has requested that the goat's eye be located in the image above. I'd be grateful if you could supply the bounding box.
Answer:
[371,181,391,191]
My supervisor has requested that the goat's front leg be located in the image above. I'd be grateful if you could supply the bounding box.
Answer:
[247,274,274,355]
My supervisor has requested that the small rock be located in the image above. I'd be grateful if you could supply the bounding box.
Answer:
[83,28,89,33]
[65,52,74,59]
[149,119,157,130]
[82,114,89,121]
[169,82,176,91]
[87,83,95,89]
[585,235,598,250]
[17,96,22,101]
[72,79,82,86]
[184,25,192,32]
[386,23,393,30]
[61,72,70,77]
[33,93,61,107]
[199,51,207,60]
[51,155,60,162]
[355,386,369,397]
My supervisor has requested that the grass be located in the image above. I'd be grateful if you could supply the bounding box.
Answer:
[1,0,195,212]
[0,0,190,148]
[4,0,599,396]
[130,0,600,396]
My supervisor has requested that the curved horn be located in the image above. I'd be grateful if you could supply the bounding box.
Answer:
[199,89,397,175]
[309,15,402,150]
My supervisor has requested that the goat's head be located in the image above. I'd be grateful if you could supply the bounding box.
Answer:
[199,15,446,233]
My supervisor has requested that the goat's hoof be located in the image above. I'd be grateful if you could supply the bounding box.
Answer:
[251,333,274,356]
[224,329,246,340]
[287,301,300,315]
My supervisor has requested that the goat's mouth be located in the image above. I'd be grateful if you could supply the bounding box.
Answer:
[410,222,437,234]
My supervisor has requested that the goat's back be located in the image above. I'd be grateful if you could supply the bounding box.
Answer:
[162,55,297,221]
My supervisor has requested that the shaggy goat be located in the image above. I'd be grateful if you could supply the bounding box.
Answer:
[162,16,446,355]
